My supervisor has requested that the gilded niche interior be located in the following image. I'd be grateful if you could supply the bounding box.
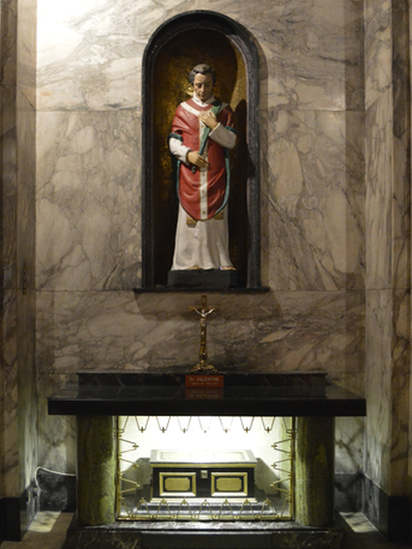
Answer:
[117,416,294,521]
[149,28,249,286]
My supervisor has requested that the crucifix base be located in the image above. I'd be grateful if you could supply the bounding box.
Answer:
[168,269,238,289]
[191,359,218,374]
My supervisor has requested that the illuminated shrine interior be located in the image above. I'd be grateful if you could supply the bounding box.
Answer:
[117,416,294,521]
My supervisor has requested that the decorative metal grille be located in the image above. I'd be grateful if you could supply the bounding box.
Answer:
[117,416,295,521]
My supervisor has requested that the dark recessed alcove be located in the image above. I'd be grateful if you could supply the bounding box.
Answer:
[142,11,260,290]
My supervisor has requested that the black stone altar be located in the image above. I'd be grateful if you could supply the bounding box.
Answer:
[48,371,366,417]
[48,372,366,549]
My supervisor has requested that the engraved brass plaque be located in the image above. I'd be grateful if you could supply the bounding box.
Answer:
[216,477,242,492]
[165,477,190,492]
[211,472,248,497]
[159,472,196,497]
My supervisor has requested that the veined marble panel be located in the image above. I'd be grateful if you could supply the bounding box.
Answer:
[1,84,17,140]
[364,287,412,498]
[36,0,363,112]
[36,110,141,291]
[364,0,392,111]
[36,374,77,473]
[392,1,411,291]
[365,89,393,290]
[392,132,410,290]
[2,383,19,496]
[36,0,150,110]
[253,0,364,111]
[17,108,36,297]
[16,0,36,110]
[1,292,19,496]
[36,289,364,376]
[16,0,38,490]
[1,2,17,289]
[16,100,37,493]
[263,109,364,291]
[1,0,19,500]
[1,93,17,292]
[335,417,364,474]
[364,289,392,493]
[389,289,410,495]
[1,0,17,87]
[409,2,412,491]
[17,286,37,493]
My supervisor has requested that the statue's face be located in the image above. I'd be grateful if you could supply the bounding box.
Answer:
[193,73,214,102]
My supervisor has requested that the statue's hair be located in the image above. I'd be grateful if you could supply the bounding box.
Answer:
[188,64,217,85]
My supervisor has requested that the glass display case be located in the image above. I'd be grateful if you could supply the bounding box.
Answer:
[117,415,295,521]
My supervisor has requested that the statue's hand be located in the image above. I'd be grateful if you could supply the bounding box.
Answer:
[198,110,218,130]
[187,151,209,169]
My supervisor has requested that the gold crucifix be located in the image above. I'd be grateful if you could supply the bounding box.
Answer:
[189,294,219,374]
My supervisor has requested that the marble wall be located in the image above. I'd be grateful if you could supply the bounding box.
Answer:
[409,0,412,511]
[1,2,38,535]
[2,0,411,533]
[33,0,367,478]
[1,0,19,498]
[364,0,411,514]
[17,0,38,502]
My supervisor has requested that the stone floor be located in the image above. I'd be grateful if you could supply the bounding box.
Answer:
[1,513,73,549]
[339,513,412,549]
[1,511,412,549]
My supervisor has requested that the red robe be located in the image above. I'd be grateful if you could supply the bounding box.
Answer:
[171,98,235,221]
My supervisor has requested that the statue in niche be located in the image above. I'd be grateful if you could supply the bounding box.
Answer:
[167,64,237,285]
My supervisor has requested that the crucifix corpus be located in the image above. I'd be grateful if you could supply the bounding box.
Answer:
[189,294,219,374]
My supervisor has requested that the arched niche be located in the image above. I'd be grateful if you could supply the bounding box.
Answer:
[142,11,260,289]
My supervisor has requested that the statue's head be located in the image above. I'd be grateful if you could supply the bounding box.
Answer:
[189,64,216,102]
[188,64,217,85]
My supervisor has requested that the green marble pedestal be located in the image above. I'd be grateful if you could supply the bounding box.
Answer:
[77,416,116,526]
[295,416,335,527]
